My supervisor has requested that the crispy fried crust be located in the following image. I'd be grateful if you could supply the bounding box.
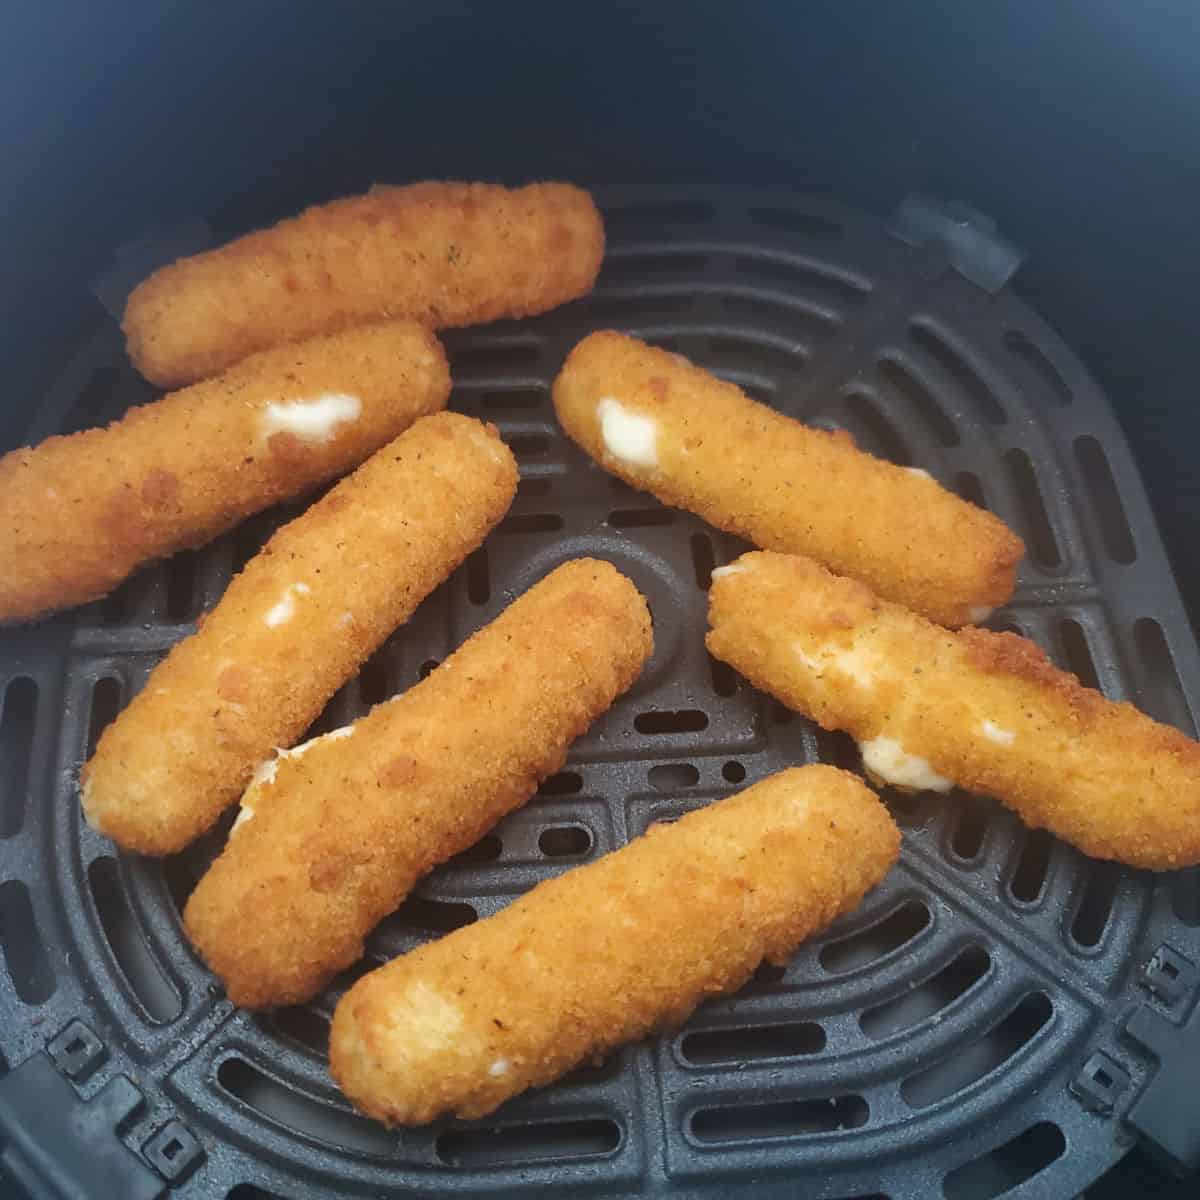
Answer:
[553,330,1023,627]
[0,320,450,623]
[183,558,654,1009]
[124,182,604,386]
[328,765,898,1125]
[81,413,517,855]
[706,551,1200,869]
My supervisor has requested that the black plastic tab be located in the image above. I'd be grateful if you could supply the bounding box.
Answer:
[1071,1050,1131,1116]
[0,1054,161,1200]
[1141,944,1196,1006]
[890,193,1026,293]
[1124,986,1200,1176]
[47,1019,107,1084]
[142,1118,205,1184]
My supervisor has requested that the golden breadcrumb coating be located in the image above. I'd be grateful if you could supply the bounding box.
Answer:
[553,330,1023,627]
[125,181,604,386]
[329,765,898,1125]
[707,551,1200,870]
[0,320,449,623]
[81,413,517,855]
[184,558,654,1008]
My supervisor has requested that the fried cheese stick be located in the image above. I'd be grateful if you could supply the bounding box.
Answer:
[329,765,898,1125]
[706,551,1200,870]
[81,413,517,855]
[184,558,654,1008]
[125,182,604,387]
[0,320,449,624]
[553,330,1023,627]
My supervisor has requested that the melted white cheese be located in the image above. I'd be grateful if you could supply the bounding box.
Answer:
[905,467,933,480]
[980,719,1016,746]
[489,1059,510,1077]
[264,582,311,628]
[859,736,952,792]
[262,393,361,442]
[710,564,746,580]
[597,397,658,468]
[236,726,356,833]
[794,642,878,689]
[967,605,994,625]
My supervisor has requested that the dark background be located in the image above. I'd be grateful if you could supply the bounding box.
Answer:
[2,2,1197,1195]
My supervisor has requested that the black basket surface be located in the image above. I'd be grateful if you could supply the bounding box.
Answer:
[1,188,1198,1200]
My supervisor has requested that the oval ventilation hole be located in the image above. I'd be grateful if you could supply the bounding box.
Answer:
[1070,859,1122,949]
[437,1117,621,1167]
[450,342,543,370]
[600,252,710,285]
[1,678,38,839]
[1005,331,1073,405]
[877,357,960,447]
[227,1185,283,1200]
[885,790,928,828]
[718,295,838,343]
[588,294,698,321]
[88,857,181,1022]
[609,507,674,528]
[709,654,739,698]
[1058,619,1100,692]
[0,879,55,1004]
[860,946,990,1040]
[448,834,502,867]
[722,760,746,784]
[955,470,989,511]
[691,1094,867,1144]
[539,771,583,797]
[748,207,842,239]
[508,433,550,458]
[268,1006,330,1057]
[901,992,1053,1108]
[605,201,712,227]
[466,546,490,605]
[910,322,1006,426]
[815,728,860,773]
[635,709,709,735]
[164,550,199,621]
[648,763,700,792]
[86,676,123,759]
[418,658,440,680]
[101,575,139,624]
[730,255,869,307]
[392,895,478,934]
[749,960,787,989]
[771,699,794,726]
[479,388,544,412]
[691,534,716,589]
[1170,869,1200,928]
[1004,449,1060,568]
[1074,435,1136,564]
[681,1021,825,1065]
[1132,617,1197,736]
[819,900,931,973]
[703,333,804,374]
[58,365,124,435]
[942,1121,1066,1200]
[538,826,593,858]
[950,796,991,861]
[518,477,553,500]
[217,1057,396,1156]
[502,512,564,534]
[843,391,912,466]
[1009,829,1054,904]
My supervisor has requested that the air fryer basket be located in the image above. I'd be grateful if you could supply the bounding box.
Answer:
[1,188,1198,1200]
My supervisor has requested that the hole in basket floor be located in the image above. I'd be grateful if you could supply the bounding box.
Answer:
[538,825,592,858]
[538,771,582,797]
[820,900,931,973]
[860,946,990,1040]
[681,1021,826,1065]
[437,1118,621,1166]
[942,1121,1065,1200]
[1009,829,1054,904]
[86,676,123,759]
[1075,435,1136,564]
[1005,449,1060,568]
[635,709,709,735]
[1005,330,1072,405]
[844,391,912,466]
[902,992,1053,1108]
[910,322,1006,426]
[648,763,700,791]
[691,1094,867,1143]
[1071,859,1121,949]
[0,879,55,1005]
[0,677,37,839]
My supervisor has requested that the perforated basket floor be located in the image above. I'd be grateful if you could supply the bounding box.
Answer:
[1,188,1199,1200]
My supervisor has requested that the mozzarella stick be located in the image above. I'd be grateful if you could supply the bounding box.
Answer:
[0,320,449,624]
[125,182,604,387]
[183,558,653,1008]
[81,413,517,856]
[707,551,1200,870]
[553,330,1023,627]
[329,765,898,1125]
